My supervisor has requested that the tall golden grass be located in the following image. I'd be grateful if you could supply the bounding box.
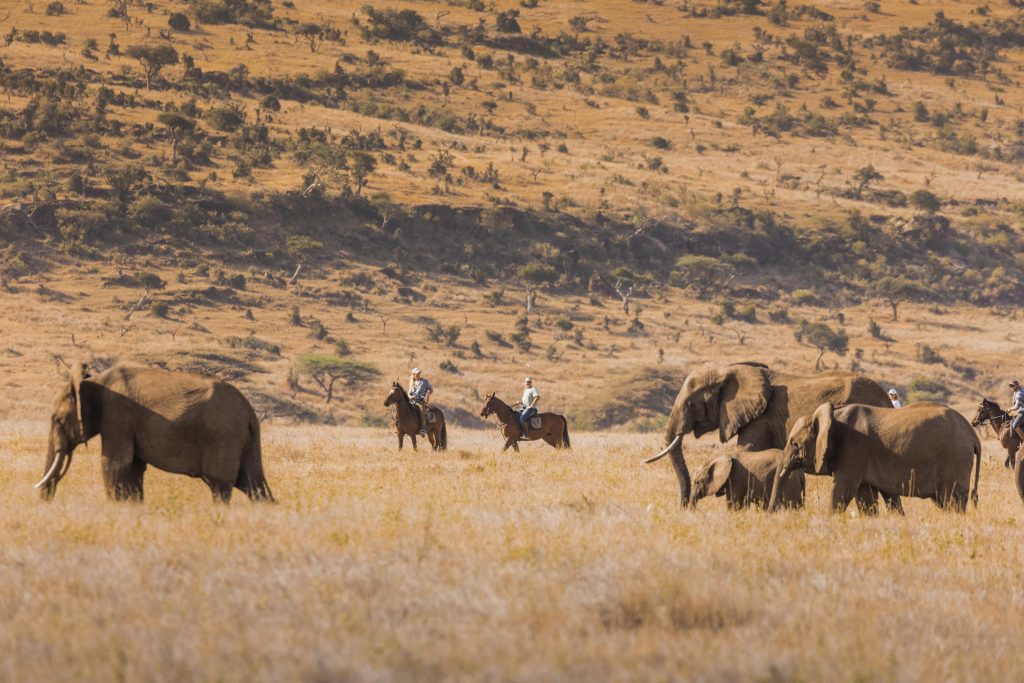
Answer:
[0,424,1020,681]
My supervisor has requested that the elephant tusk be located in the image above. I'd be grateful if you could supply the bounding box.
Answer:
[644,434,682,464]
[57,452,74,480]
[34,451,65,490]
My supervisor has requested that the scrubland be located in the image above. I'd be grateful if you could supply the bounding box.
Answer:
[0,425,1022,681]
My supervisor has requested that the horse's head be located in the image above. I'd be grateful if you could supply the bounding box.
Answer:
[971,398,1000,427]
[384,381,403,407]
[480,393,496,418]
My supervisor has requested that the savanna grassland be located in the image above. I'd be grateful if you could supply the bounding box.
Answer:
[5,0,1024,679]
[2,427,1024,682]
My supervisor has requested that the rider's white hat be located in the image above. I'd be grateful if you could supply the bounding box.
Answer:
[888,388,898,395]
[525,376,533,383]
[411,367,421,374]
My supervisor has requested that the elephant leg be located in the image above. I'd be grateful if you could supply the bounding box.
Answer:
[102,435,144,502]
[854,484,881,516]
[882,492,905,515]
[205,478,233,503]
[831,480,859,513]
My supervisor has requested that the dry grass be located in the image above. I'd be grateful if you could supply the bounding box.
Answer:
[1,424,1022,681]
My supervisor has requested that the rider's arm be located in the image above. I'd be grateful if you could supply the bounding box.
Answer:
[529,392,539,409]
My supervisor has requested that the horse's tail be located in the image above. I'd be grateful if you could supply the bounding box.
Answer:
[561,418,571,449]
[438,422,448,451]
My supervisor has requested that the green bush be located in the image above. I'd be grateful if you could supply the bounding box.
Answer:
[906,377,950,404]
[517,262,558,285]
[225,335,281,356]
[129,196,172,229]
[168,12,191,31]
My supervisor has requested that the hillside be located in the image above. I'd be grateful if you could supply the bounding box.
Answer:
[2,0,1024,423]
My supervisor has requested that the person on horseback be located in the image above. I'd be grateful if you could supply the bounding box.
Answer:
[519,376,539,439]
[888,388,902,409]
[409,368,433,436]
[1010,380,1024,442]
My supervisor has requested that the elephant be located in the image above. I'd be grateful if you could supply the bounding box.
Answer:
[689,449,804,509]
[769,402,981,514]
[37,362,274,503]
[644,362,898,509]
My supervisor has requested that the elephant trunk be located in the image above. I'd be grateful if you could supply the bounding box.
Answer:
[767,465,785,512]
[668,438,691,507]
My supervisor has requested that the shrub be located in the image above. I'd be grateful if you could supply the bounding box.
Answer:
[206,105,245,132]
[45,2,66,15]
[225,335,281,355]
[485,330,511,347]
[790,289,819,306]
[916,343,944,364]
[517,262,558,285]
[440,359,460,374]
[426,323,461,346]
[135,272,166,290]
[130,196,172,229]
[150,301,170,318]
[906,377,950,404]
[168,12,191,31]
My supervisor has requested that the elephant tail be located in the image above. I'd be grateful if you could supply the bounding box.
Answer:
[971,438,981,508]
[238,414,275,503]
[561,419,571,449]
[438,423,448,451]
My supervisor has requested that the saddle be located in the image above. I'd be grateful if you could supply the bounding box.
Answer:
[515,411,542,429]
[416,403,437,424]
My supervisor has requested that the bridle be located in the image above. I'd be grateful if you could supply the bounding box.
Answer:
[973,400,1010,438]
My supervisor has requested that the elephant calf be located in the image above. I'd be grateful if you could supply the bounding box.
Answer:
[690,449,804,509]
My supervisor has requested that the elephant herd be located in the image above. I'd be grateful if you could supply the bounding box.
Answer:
[36,360,985,515]
[645,362,982,514]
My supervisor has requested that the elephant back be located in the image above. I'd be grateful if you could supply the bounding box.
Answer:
[770,372,889,447]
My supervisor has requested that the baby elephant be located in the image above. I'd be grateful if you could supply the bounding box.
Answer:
[690,449,804,509]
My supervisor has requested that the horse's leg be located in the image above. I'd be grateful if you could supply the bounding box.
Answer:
[411,434,418,451]
[398,432,404,450]
[429,427,438,451]
[502,434,517,452]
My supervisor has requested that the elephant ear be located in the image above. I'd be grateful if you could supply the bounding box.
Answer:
[811,402,835,475]
[707,456,733,496]
[717,364,771,442]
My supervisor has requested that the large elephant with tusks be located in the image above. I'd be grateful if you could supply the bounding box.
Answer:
[645,362,895,508]
[38,362,274,503]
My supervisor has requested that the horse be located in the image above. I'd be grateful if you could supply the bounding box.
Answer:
[971,398,1018,469]
[384,382,447,451]
[479,393,570,451]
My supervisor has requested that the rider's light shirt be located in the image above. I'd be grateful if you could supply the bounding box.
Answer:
[522,386,539,408]
[410,378,433,402]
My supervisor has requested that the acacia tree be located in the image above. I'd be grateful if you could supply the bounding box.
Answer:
[156,112,195,164]
[295,23,321,53]
[126,44,179,89]
[852,164,883,199]
[298,354,380,403]
[349,151,376,195]
[871,276,921,321]
[795,319,848,371]
[672,254,736,299]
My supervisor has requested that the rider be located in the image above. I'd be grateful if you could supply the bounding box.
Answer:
[519,376,539,439]
[1010,380,1024,442]
[408,368,433,436]
[888,388,902,409]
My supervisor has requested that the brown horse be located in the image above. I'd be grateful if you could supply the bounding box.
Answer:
[479,393,570,451]
[971,398,1018,469]
[385,382,447,451]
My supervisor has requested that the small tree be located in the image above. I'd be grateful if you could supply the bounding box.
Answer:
[295,23,321,53]
[795,319,848,371]
[156,112,195,164]
[871,276,921,321]
[349,151,376,195]
[852,164,883,199]
[298,354,380,403]
[109,0,131,30]
[126,44,179,89]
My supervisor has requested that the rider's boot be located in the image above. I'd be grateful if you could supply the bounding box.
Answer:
[1014,426,1024,445]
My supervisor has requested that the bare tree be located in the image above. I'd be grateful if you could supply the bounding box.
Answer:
[613,279,634,315]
